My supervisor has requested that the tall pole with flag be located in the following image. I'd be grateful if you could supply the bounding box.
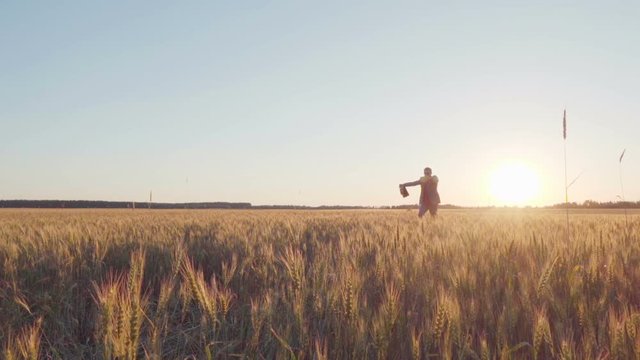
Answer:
[563,109,569,240]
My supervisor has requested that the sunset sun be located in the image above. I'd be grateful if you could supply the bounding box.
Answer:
[489,162,540,206]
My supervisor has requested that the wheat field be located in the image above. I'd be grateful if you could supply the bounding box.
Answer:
[1,209,639,359]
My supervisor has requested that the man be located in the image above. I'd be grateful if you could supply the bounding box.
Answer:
[400,167,440,218]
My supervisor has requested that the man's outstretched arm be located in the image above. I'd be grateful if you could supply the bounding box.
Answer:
[400,180,421,187]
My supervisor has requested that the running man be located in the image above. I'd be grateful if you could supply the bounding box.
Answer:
[400,167,440,218]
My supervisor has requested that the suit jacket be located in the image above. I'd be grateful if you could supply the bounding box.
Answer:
[420,175,440,206]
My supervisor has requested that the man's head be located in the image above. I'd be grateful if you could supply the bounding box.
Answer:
[424,167,432,176]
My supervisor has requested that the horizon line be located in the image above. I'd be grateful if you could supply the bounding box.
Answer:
[1,199,638,210]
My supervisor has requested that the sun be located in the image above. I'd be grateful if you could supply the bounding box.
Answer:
[489,162,540,206]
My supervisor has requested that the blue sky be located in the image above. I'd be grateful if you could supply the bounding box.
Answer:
[2,1,639,206]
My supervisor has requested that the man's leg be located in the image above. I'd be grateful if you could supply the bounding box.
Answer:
[428,204,438,217]
[418,203,427,218]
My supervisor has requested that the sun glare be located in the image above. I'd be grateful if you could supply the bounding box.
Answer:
[489,162,540,206]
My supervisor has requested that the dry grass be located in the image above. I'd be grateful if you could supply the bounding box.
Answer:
[1,208,639,359]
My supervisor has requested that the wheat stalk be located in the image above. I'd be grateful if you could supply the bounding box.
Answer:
[537,256,558,302]
[563,109,570,240]
[618,149,629,232]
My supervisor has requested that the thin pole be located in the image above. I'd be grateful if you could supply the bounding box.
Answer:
[564,139,569,240]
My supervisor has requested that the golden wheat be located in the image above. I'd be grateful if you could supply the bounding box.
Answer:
[0,208,639,358]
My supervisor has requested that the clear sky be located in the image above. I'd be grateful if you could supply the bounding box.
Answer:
[2,1,639,207]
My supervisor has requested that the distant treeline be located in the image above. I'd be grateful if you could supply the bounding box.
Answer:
[0,200,252,209]
[549,200,640,209]
[0,200,372,210]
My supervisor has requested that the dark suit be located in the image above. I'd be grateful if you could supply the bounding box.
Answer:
[419,176,440,217]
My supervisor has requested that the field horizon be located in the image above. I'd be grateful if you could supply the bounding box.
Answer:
[3,199,640,211]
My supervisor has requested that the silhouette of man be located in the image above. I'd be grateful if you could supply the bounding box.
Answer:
[400,167,440,218]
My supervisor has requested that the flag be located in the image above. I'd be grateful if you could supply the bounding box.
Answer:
[619,149,626,163]
[563,109,567,140]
